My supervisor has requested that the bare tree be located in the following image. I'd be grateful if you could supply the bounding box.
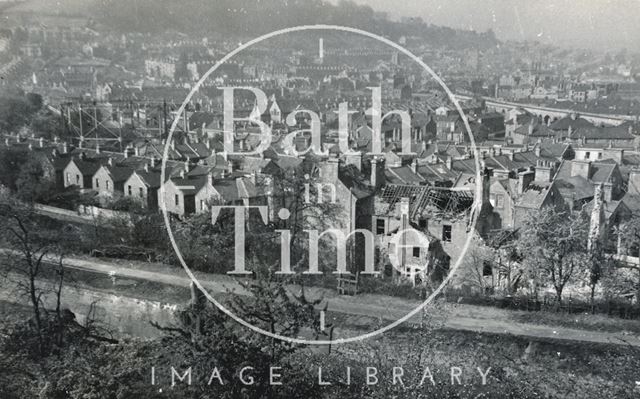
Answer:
[0,197,65,355]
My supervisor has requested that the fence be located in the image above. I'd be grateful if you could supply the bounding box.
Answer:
[443,290,640,319]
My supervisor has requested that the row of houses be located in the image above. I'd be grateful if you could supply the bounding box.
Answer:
[4,96,640,289]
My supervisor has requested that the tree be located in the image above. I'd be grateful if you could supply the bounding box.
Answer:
[0,90,42,133]
[611,212,640,304]
[151,267,324,398]
[0,196,65,355]
[0,147,29,191]
[516,207,589,306]
[15,158,57,203]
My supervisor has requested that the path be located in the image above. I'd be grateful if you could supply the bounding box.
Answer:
[2,249,640,347]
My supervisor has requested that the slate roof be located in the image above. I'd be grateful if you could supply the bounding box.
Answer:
[554,175,594,202]
[514,181,554,209]
[571,126,635,141]
[133,170,162,188]
[70,159,101,176]
[167,176,208,196]
[102,165,133,182]
[514,123,556,138]
[539,142,571,160]
[549,116,594,131]
[385,166,424,185]
[416,163,459,184]
[212,178,240,202]
[554,160,616,183]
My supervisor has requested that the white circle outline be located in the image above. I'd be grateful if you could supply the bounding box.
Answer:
[160,25,481,345]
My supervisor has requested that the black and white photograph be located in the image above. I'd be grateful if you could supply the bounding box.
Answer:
[0,0,640,397]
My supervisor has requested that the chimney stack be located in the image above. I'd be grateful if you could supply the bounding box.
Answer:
[39,137,44,148]
[603,182,613,202]
[445,155,453,170]
[321,156,339,182]
[410,158,417,173]
[345,151,362,171]
[628,168,640,195]
[208,173,214,187]
[518,170,535,194]
[370,157,379,187]
[134,146,140,157]
[63,142,68,153]
[570,160,592,179]
[96,144,100,154]
[144,163,149,173]
[108,157,113,166]
[535,159,554,182]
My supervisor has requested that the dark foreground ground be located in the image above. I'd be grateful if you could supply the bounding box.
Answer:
[1,299,639,399]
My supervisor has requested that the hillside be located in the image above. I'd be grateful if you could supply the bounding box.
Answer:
[2,0,499,50]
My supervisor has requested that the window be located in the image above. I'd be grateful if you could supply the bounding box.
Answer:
[106,181,110,190]
[139,187,144,198]
[496,194,504,209]
[75,174,80,184]
[95,179,99,188]
[200,200,205,211]
[66,173,70,184]
[585,151,591,159]
[127,185,132,196]
[442,225,452,242]
[376,219,385,235]
[598,152,602,159]
[482,261,493,276]
[175,194,179,206]
[412,247,421,258]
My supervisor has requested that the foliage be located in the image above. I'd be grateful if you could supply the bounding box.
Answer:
[0,147,29,191]
[15,158,58,203]
[516,207,590,305]
[0,89,43,133]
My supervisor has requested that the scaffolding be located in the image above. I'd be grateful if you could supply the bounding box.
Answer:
[59,99,178,149]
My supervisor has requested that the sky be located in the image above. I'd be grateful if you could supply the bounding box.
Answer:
[347,0,640,52]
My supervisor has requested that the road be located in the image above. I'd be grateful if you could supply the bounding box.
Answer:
[2,249,639,347]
